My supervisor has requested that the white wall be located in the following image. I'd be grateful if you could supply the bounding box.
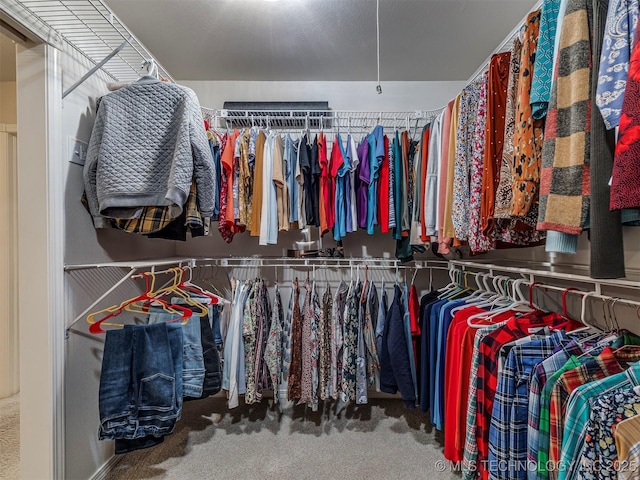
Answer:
[181,80,465,112]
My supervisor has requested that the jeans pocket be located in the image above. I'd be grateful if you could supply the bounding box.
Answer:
[138,373,176,412]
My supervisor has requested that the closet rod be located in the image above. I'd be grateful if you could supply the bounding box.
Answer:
[65,257,448,272]
[449,260,640,294]
[64,258,198,272]
[203,108,444,130]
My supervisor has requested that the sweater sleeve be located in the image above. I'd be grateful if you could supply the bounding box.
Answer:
[186,89,216,218]
[83,104,111,228]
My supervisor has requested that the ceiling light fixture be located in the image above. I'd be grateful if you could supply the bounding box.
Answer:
[376,0,382,94]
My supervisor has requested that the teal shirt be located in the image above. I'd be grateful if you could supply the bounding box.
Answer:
[531,0,562,119]
[558,361,640,480]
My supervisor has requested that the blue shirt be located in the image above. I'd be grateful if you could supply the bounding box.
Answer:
[334,134,350,241]
[285,134,299,223]
[596,0,640,129]
[488,331,568,480]
[428,298,448,425]
[419,294,440,412]
[402,284,418,407]
[434,299,467,430]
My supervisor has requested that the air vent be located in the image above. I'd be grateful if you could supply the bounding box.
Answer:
[220,101,331,129]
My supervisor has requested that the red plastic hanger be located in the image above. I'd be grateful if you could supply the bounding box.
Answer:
[87,272,192,334]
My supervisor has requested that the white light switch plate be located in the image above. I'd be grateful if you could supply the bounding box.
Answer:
[69,137,88,166]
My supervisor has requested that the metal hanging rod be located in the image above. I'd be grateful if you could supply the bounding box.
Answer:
[449,260,640,294]
[202,108,444,131]
[65,256,449,272]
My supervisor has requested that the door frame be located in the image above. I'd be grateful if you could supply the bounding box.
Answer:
[0,124,19,399]
[14,37,66,480]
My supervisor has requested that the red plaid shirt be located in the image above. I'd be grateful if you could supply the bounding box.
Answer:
[475,311,574,480]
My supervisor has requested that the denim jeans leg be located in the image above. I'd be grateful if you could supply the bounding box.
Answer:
[99,326,136,440]
[209,305,223,348]
[113,322,184,453]
[148,307,205,399]
[199,313,222,397]
[132,322,182,438]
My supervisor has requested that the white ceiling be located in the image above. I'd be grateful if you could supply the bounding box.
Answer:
[105,0,538,82]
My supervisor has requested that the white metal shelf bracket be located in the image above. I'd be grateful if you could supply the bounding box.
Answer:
[62,36,131,99]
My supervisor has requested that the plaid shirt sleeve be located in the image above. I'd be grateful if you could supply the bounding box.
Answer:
[549,348,625,467]
[537,356,583,480]
[507,333,569,480]
[559,357,640,480]
[113,205,175,234]
[488,351,517,480]
[527,367,546,477]
[527,345,582,480]
[463,325,501,480]
[476,325,524,479]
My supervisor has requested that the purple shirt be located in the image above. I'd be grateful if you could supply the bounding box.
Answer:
[357,139,370,229]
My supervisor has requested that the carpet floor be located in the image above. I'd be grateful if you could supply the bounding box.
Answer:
[106,396,460,480]
[0,394,20,480]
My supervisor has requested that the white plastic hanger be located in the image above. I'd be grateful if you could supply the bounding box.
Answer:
[141,59,158,78]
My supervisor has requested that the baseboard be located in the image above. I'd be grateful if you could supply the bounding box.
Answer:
[90,454,123,480]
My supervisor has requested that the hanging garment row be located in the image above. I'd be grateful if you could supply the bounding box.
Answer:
[431,271,640,480]
[439,0,640,279]
[88,261,640,473]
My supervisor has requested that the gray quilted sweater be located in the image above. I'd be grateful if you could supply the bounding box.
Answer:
[83,77,215,227]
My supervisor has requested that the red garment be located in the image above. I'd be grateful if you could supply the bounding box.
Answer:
[612,33,640,209]
[318,132,329,235]
[444,306,484,462]
[451,309,519,458]
[330,135,343,177]
[221,129,239,227]
[408,285,421,369]
[218,133,236,242]
[420,127,430,242]
[409,285,421,336]
[379,135,390,233]
[328,136,342,231]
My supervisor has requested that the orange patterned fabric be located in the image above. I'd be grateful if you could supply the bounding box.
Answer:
[511,10,545,218]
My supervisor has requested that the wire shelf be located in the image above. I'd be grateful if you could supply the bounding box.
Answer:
[203,108,445,131]
[5,0,173,83]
